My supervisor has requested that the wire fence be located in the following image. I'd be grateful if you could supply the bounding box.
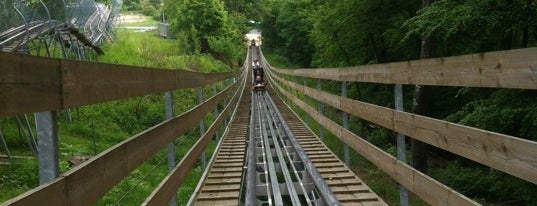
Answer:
[0,0,122,54]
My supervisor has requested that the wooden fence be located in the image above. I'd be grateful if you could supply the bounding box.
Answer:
[2,47,536,205]
[266,47,537,206]
[0,52,246,206]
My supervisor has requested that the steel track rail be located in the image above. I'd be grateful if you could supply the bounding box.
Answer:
[245,92,257,205]
[190,45,386,205]
[260,93,303,205]
[268,88,388,206]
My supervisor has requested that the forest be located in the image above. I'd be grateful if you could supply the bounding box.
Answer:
[1,0,537,205]
[253,0,537,205]
[163,0,536,204]
[137,0,537,204]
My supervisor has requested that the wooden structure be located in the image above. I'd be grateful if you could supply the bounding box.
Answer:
[266,47,537,205]
[0,47,536,205]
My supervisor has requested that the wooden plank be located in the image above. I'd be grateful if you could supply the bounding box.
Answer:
[63,115,187,205]
[142,74,246,206]
[273,67,339,81]
[273,73,393,129]
[0,53,62,116]
[4,74,239,206]
[272,47,537,89]
[271,80,480,206]
[61,60,199,108]
[1,178,67,206]
[0,53,238,117]
[273,70,537,185]
[204,72,238,85]
[394,111,537,185]
[340,98,394,130]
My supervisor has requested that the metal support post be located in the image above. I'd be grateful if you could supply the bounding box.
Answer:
[342,81,350,166]
[213,83,219,142]
[304,77,309,126]
[394,84,409,206]
[23,115,38,152]
[35,111,59,185]
[198,87,206,170]
[164,91,177,206]
[91,122,96,155]
[0,131,11,160]
[16,116,37,154]
[65,109,72,123]
[293,76,300,112]
[223,97,228,128]
[317,78,324,141]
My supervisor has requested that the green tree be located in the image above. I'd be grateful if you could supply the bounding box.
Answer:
[164,0,227,53]
[162,0,247,68]
[207,12,248,68]
[308,0,421,67]
[260,0,313,67]
[403,0,537,55]
[122,0,142,11]
[140,0,157,16]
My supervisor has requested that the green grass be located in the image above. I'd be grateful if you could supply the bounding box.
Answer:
[99,30,230,73]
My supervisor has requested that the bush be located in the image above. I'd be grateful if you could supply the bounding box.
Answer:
[430,160,537,205]
[141,0,157,16]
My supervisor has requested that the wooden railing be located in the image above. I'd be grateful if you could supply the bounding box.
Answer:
[0,53,237,116]
[266,47,537,206]
[0,52,246,206]
[2,47,536,205]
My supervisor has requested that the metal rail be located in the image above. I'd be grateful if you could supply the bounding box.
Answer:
[265,91,339,205]
[245,92,257,205]
[269,87,388,206]
[189,46,387,205]
[0,0,121,57]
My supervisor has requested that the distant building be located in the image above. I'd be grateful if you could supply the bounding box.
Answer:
[159,23,175,39]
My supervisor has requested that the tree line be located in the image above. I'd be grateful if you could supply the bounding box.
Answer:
[256,0,537,205]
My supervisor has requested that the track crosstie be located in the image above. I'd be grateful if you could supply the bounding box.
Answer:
[191,81,251,205]
[268,90,386,206]
[190,48,386,205]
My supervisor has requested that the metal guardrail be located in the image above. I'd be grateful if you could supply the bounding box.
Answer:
[0,0,122,58]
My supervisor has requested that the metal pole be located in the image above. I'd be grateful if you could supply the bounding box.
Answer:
[35,111,59,185]
[23,114,36,146]
[16,116,37,154]
[342,81,350,166]
[213,83,219,142]
[317,78,324,141]
[293,76,300,112]
[65,109,72,123]
[164,91,177,206]
[304,77,309,126]
[91,122,96,155]
[245,93,257,205]
[198,87,206,170]
[0,131,11,160]
[223,97,228,128]
[395,84,409,206]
